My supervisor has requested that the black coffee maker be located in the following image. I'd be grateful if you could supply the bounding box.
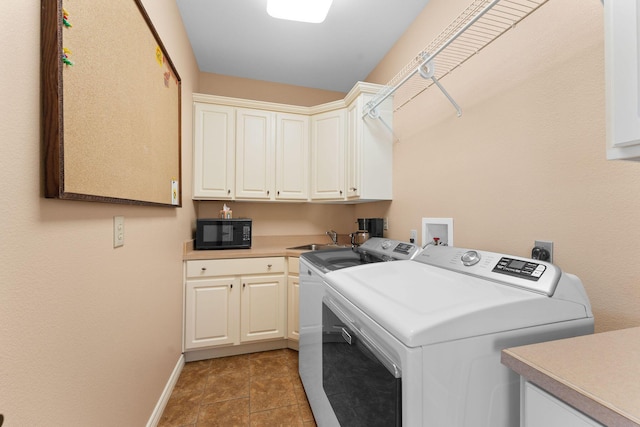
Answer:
[356,218,384,237]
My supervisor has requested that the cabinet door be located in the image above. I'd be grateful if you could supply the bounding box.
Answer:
[193,103,235,199]
[287,275,300,341]
[185,278,240,349]
[310,109,346,200]
[240,275,286,342]
[235,108,275,199]
[346,101,361,198]
[346,94,393,201]
[276,113,309,200]
[605,1,640,160]
[523,381,604,427]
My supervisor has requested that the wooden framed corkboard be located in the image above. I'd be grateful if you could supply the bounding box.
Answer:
[41,0,182,207]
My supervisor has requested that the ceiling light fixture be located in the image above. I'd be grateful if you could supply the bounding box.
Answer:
[266,0,334,24]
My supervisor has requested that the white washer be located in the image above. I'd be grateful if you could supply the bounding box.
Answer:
[299,245,594,426]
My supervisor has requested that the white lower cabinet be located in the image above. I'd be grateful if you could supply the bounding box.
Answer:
[287,257,300,341]
[240,274,286,342]
[522,381,604,427]
[185,277,240,349]
[184,257,286,351]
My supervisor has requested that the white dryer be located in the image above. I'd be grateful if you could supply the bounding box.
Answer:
[299,245,594,426]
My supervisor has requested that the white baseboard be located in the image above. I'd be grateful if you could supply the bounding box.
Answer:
[183,338,299,362]
[146,354,185,427]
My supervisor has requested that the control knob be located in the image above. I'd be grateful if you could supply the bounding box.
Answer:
[461,250,481,266]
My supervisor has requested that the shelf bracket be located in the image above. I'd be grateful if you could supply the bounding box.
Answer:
[417,55,462,117]
[365,107,399,143]
[430,75,462,117]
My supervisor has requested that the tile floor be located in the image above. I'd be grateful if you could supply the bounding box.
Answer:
[158,349,316,427]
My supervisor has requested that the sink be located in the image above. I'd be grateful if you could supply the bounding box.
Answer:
[287,243,347,251]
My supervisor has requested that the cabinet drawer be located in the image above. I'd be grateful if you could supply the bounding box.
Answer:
[187,257,285,278]
[288,257,300,275]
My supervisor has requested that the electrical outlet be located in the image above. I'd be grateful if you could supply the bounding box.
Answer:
[533,240,553,263]
[383,217,389,230]
[114,216,124,248]
[410,229,418,243]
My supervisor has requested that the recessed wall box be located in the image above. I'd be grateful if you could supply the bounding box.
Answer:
[421,218,453,247]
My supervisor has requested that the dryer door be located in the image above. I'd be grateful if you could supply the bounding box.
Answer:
[322,298,402,426]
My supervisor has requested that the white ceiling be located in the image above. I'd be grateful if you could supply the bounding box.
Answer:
[175,0,431,93]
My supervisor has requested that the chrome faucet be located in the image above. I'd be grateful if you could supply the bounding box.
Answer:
[326,230,338,245]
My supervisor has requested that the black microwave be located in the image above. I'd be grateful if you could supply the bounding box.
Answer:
[195,218,252,250]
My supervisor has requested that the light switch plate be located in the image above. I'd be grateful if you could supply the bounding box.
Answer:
[114,216,124,248]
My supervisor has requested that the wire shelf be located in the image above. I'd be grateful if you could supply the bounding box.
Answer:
[363,0,549,117]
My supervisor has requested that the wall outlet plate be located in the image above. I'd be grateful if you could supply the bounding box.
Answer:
[114,216,124,248]
[533,240,553,263]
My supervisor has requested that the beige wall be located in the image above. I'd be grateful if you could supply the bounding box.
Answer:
[363,0,639,332]
[198,202,358,238]
[199,72,345,106]
[1,0,198,425]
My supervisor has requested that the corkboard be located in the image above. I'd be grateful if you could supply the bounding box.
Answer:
[42,0,182,206]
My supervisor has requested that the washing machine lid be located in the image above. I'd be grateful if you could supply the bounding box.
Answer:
[326,260,592,348]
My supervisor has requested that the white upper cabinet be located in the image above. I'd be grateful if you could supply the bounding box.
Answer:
[605,0,640,160]
[275,113,310,200]
[193,103,235,199]
[192,83,392,203]
[346,93,393,201]
[235,109,310,201]
[310,109,346,200]
[235,108,276,200]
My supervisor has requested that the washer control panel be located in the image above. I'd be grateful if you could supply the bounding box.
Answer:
[492,257,546,281]
[415,245,562,296]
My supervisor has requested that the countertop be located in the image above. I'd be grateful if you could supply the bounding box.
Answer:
[183,235,351,260]
[501,327,640,427]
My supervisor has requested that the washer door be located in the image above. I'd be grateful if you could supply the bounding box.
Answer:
[322,298,402,426]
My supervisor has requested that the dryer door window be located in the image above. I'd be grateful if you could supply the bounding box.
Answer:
[322,300,402,426]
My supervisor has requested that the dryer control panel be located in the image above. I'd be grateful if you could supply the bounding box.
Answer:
[415,246,561,296]
[359,238,421,260]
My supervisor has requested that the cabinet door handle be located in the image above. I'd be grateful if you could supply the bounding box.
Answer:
[227,189,231,195]
[277,190,280,196]
[350,187,357,191]
[267,190,270,196]
[267,264,272,269]
[243,283,246,288]
[201,267,207,272]
[230,284,233,289]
